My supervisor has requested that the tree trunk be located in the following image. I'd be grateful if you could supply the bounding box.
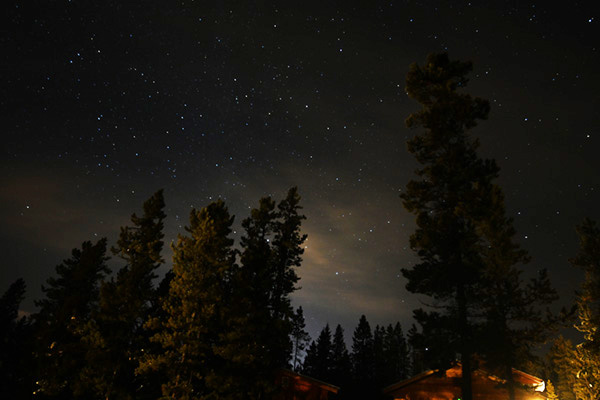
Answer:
[457,284,473,400]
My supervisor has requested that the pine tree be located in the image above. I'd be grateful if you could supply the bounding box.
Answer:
[373,325,386,390]
[138,200,236,399]
[303,341,319,378]
[401,53,513,400]
[81,190,166,399]
[0,278,32,398]
[330,324,351,394]
[545,336,577,400]
[569,219,600,400]
[290,306,311,372]
[33,238,109,398]
[383,323,410,385]
[350,315,374,399]
[212,188,306,399]
[302,324,333,382]
[472,180,558,400]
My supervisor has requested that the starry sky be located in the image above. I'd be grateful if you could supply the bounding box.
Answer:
[2,1,599,341]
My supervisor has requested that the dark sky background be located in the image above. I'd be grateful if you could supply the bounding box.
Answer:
[2,1,598,341]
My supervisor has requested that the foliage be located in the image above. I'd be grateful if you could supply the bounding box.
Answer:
[33,239,110,398]
[138,200,236,399]
[400,52,556,400]
[330,324,352,392]
[401,54,495,399]
[302,324,332,382]
[570,219,600,400]
[350,315,375,398]
[81,190,166,399]
[290,306,311,372]
[0,278,33,398]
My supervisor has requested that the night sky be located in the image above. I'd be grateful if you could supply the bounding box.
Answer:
[2,1,599,341]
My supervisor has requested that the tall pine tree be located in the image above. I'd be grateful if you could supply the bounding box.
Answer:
[33,238,109,398]
[401,53,516,400]
[330,324,352,393]
[302,324,333,382]
[138,200,236,399]
[350,315,374,399]
[81,190,166,399]
[290,306,311,372]
[382,322,410,385]
[569,218,600,399]
[0,278,33,398]
[213,188,306,399]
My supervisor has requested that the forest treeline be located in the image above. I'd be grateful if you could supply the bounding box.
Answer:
[2,53,600,400]
[1,188,311,399]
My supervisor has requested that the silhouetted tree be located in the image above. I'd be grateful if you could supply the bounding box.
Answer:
[350,315,374,399]
[401,52,509,400]
[0,278,32,398]
[138,200,236,399]
[382,322,410,385]
[303,340,319,378]
[303,324,332,382]
[330,324,351,395]
[81,190,166,399]
[290,306,311,371]
[373,325,386,390]
[33,239,109,398]
[213,188,306,398]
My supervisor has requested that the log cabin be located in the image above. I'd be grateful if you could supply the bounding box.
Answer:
[275,369,339,400]
[383,363,546,400]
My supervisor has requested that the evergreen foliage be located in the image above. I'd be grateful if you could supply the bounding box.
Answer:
[350,315,375,398]
[545,336,577,400]
[569,218,600,399]
[401,53,556,400]
[290,306,311,372]
[475,183,557,400]
[81,190,166,399]
[213,187,306,399]
[0,278,32,398]
[330,324,352,392]
[302,324,332,382]
[138,200,236,399]
[33,238,110,398]
[382,322,410,385]
[401,53,495,400]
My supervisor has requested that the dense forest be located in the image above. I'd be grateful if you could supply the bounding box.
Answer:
[1,54,599,400]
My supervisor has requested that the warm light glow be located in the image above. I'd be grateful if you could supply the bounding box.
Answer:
[533,380,545,392]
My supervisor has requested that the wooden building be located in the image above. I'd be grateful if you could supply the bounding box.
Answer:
[383,364,546,400]
[275,370,339,400]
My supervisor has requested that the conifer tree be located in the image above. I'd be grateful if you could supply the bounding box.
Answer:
[401,53,519,400]
[33,239,109,397]
[302,324,333,382]
[373,325,386,390]
[213,188,306,398]
[290,306,311,372]
[0,278,32,398]
[351,315,374,399]
[138,200,236,399]
[303,340,319,377]
[81,190,165,399]
[383,322,410,385]
[545,336,577,400]
[330,324,351,392]
[474,182,557,400]
[569,218,600,400]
